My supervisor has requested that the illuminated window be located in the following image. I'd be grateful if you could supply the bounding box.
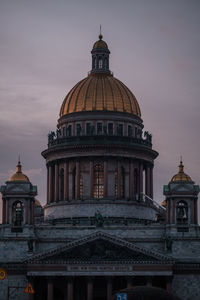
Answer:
[176,201,188,224]
[115,167,125,198]
[80,174,83,199]
[93,164,104,199]
[12,201,23,226]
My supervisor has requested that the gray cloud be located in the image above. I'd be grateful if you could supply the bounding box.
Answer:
[0,0,199,220]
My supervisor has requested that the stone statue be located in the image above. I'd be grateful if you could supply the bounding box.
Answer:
[48,131,55,142]
[94,211,104,227]
[166,236,173,251]
[27,237,34,252]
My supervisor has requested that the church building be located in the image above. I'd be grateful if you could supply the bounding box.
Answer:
[0,34,200,300]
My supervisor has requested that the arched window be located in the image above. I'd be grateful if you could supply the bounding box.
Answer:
[176,201,188,224]
[60,168,64,201]
[99,58,103,69]
[115,167,125,199]
[12,201,23,226]
[93,164,104,199]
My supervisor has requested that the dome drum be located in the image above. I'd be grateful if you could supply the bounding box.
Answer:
[42,35,159,221]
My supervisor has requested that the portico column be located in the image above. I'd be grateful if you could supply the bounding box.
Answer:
[166,276,172,293]
[90,161,94,198]
[127,277,133,288]
[166,199,170,223]
[47,165,49,203]
[139,162,143,200]
[150,166,153,198]
[75,160,80,199]
[54,162,59,202]
[104,160,108,198]
[2,198,6,224]
[145,165,151,197]
[64,161,69,200]
[49,164,53,203]
[172,200,175,224]
[47,278,53,300]
[117,161,121,199]
[6,198,9,224]
[146,276,153,287]
[29,199,34,225]
[190,199,194,224]
[194,199,198,224]
[107,277,112,300]
[67,278,74,300]
[129,161,134,200]
[87,277,93,300]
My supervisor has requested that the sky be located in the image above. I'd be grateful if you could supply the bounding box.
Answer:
[0,0,200,220]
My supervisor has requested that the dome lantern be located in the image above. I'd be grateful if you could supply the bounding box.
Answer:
[91,33,111,75]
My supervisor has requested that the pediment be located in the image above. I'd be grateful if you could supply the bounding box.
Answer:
[25,232,172,264]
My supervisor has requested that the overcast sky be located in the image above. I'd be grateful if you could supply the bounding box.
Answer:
[0,0,200,220]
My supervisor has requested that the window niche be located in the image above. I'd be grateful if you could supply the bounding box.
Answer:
[176,201,188,224]
[12,201,24,227]
[93,164,104,199]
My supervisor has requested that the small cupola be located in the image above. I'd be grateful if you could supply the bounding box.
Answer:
[91,33,111,75]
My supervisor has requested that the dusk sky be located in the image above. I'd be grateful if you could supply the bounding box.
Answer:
[0,0,200,220]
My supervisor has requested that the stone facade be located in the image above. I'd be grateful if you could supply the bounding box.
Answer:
[0,35,199,300]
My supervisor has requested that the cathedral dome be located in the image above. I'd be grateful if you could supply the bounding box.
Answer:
[9,160,29,182]
[60,74,141,117]
[60,34,141,118]
[171,160,192,182]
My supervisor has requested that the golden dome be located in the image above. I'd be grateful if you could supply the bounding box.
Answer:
[9,160,30,182]
[93,35,108,49]
[171,160,192,182]
[60,74,141,117]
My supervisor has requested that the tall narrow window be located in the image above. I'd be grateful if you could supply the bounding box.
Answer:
[93,164,104,199]
[67,125,72,136]
[108,123,113,135]
[97,122,103,135]
[76,124,81,136]
[176,201,188,224]
[115,167,125,198]
[128,125,132,137]
[86,123,91,135]
[60,168,64,201]
[99,58,103,69]
[12,201,23,226]
[117,124,123,136]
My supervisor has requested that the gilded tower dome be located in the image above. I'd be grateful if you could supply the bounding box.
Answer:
[171,160,192,182]
[9,160,30,182]
[60,35,141,118]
